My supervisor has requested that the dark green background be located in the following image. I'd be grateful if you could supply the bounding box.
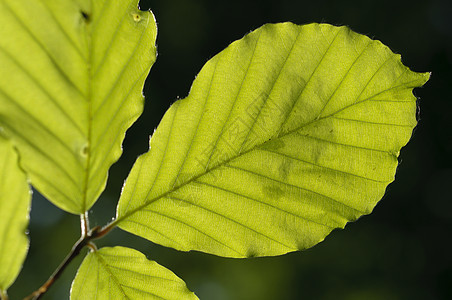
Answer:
[8,0,451,299]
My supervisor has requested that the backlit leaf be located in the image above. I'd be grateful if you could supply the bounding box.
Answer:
[0,0,157,213]
[0,136,30,294]
[115,23,429,258]
[71,246,198,300]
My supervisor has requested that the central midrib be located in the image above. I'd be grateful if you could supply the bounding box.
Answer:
[81,2,94,214]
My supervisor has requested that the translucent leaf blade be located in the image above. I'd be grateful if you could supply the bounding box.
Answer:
[0,0,157,213]
[70,246,198,300]
[0,136,31,293]
[116,23,429,257]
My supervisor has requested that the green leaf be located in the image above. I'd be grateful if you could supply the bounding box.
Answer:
[116,22,429,257]
[0,136,30,294]
[71,246,198,300]
[0,0,157,214]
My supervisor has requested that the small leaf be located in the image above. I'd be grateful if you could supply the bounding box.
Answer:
[0,0,157,213]
[71,246,198,300]
[0,136,31,293]
[116,23,429,258]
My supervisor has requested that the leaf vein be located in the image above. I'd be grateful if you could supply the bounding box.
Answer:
[0,122,81,197]
[121,219,186,249]
[203,30,263,170]
[106,264,180,283]
[223,164,365,214]
[3,1,85,96]
[94,252,129,299]
[122,101,182,215]
[238,29,304,154]
[36,0,87,61]
[120,284,166,299]
[327,76,422,118]
[331,116,414,127]
[316,39,372,118]
[169,58,221,190]
[91,61,151,152]
[91,7,130,77]
[295,131,396,154]
[138,208,244,256]
[192,180,335,228]
[0,45,86,136]
[165,195,295,249]
[258,147,389,183]
[279,26,343,130]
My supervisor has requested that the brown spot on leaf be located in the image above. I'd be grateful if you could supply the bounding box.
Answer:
[81,11,90,23]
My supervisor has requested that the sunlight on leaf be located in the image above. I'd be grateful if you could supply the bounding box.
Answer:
[0,136,30,294]
[71,246,198,300]
[116,23,429,257]
[0,0,157,213]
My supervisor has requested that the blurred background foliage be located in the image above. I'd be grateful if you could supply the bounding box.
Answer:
[8,0,451,299]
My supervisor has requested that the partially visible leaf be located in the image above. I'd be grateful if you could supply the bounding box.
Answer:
[0,0,157,213]
[0,135,30,294]
[71,246,198,300]
[116,23,429,257]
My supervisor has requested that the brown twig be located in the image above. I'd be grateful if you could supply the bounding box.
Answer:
[22,225,107,300]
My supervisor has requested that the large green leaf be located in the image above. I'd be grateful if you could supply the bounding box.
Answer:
[116,22,429,257]
[71,246,198,300]
[0,136,30,295]
[0,0,157,213]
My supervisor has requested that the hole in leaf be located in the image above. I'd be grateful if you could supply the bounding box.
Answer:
[80,144,89,157]
[132,13,141,22]
[81,10,90,23]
